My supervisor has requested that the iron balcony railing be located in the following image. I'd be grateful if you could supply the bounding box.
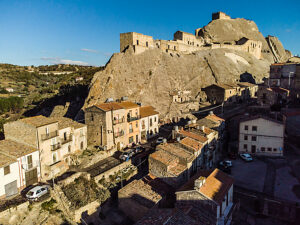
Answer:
[41,131,59,141]
[51,143,61,151]
[113,118,125,125]
[114,130,125,138]
[61,135,73,145]
[127,116,140,122]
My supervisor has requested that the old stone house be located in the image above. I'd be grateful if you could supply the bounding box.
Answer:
[203,84,239,105]
[4,115,87,180]
[176,169,235,225]
[257,85,289,106]
[238,115,284,156]
[85,102,127,150]
[139,106,159,141]
[118,179,163,222]
[0,140,40,198]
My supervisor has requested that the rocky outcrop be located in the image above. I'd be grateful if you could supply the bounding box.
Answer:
[198,17,289,63]
[84,47,270,119]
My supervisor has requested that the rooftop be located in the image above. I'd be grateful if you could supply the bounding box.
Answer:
[19,115,58,127]
[238,82,257,88]
[0,139,37,159]
[150,150,178,166]
[140,106,159,118]
[178,129,208,143]
[178,169,233,205]
[118,179,162,208]
[115,101,139,109]
[53,117,86,130]
[205,114,225,123]
[180,137,203,153]
[169,163,187,176]
[94,102,123,112]
[239,115,284,125]
[157,143,194,163]
[0,152,17,168]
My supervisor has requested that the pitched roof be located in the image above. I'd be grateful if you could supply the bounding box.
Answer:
[180,137,203,153]
[157,143,194,163]
[238,82,257,87]
[19,115,58,127]
[140,106,159,118]
[198,169,234,205]
[0,152,17,168]
[94,102,123,112]
[239,115,284,125]
[118,179,162,209]
[0,140,37,159]
[150,150,178,166]
[115,101,139,109]
[52,117,86,129]
[178,130,208,143]
[206,114,225,123]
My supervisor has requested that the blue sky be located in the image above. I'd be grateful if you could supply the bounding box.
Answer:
[0,0,299,66]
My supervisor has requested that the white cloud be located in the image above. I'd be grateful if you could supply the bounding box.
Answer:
[41,57,89,66]
[81,48,98,53]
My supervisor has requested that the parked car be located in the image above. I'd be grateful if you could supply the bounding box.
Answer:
[156,137,164,144]
[218,164,231,174]
[134,146,145,153]
[26,185,50,201]
[219,160,233,167]
[240,153,253,162]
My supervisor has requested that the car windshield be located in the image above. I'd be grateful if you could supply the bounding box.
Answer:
[27,191,34,196]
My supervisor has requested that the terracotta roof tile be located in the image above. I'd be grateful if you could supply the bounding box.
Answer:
[157,143,194,163]
[115,101,139,109]
[199,169,234,205]
[178,130,208,143]
[20,115,58,127]
[150,150,178,166]
[0,152,17,168]
[140,106,159,118]
[52,117,86,129]
[206,114,225,122]
[180,137,203,153]
[0,140,37,159]
[94,102,123,111]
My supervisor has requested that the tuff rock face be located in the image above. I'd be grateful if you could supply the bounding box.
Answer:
[83,16,289,119]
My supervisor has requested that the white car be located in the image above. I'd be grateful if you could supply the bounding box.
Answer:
[26,185,50,201]
[156,137,164,144]
[219,160,233,167]
[240,153,253,162]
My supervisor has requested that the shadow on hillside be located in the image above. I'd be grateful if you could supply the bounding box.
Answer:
[239,72,256,84]
[23,84,89,120]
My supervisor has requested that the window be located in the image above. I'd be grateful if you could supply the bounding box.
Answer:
[80,141,84,150]
[146,41,148,47]
[243,144,247,150]
[27,155,33,169]
[4,165,10,175]
[174,46,176,50]
[261,147,265,152]
[64,132,67,141]
[251,136,257,141]
[129,123,133,133]
[52,153,57,164]
[154,117,157,122]
[244,125,248,130]
[68,145,71,153]
[251,145,256,153]
[129,136,134,143]
[267,147,272,151]
[244,135,248,141]
[252,126,257,131]
[150,118,153,127]
[155,128,157,134]
[273,148,277,151]
[91,114,94,121]
[137,40,139,45]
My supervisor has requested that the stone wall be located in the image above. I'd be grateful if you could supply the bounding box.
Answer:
[212,12,231,20]
[4,121,38,148]
[85,106,107,147]
[74,200,100,223]
[118,197,150,222]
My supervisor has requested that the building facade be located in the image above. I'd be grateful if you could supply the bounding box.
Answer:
[238,116,284,156]
[139,106,159,141]
[4,116,87,180]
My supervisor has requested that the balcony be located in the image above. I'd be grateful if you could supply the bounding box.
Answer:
[51,143,61,151]
[41,131,58,141]
[114,130,125,138]
[113,118,125,125]
[61,135,73,145]
[127,116,140,122]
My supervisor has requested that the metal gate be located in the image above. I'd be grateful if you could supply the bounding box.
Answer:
[25,168,38,186]
[5,180,18,197]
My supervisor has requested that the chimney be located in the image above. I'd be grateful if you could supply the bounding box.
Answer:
[194,176,206,190]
